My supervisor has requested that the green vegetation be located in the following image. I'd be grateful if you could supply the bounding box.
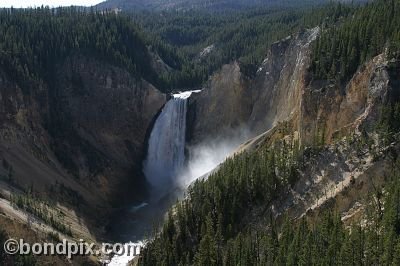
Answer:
[0,3,358,92]
[311,0,400,82]
[0,7,164,91]
[377,101,400,146]
[139,137,303,265]
[186,172,400,266]
[138,70,400,264]
[215,169,400,266]
[134,3,353,87]
[10,193,72,236]
[139,132,400,266]
[98,0,334,12]
[1,2,400,265]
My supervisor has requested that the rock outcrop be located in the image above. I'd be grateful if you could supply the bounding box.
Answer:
[187,26,400,225]
[0,54,166,239]
[299,53,397,147]
[252,47,399,225]
[249,27,319,134]
[53,55,165,202]
[187,62,252,145]
[187,27,320,145]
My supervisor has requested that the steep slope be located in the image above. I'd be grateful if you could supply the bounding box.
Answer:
[187,27,319,145]
[243,51,400,222]
[0,54,166,237]
[0,10,167,258]
[139,16,400,264]
[186,62,252,145]
[249,27,319,134]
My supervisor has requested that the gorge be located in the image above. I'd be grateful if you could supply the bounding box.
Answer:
[109,89,240,265]
[0,2,399,265]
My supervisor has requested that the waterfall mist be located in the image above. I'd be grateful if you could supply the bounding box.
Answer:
[177,127,250,188]
[107,92,249,264]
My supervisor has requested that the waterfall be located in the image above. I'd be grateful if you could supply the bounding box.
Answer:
[143,90,199,192]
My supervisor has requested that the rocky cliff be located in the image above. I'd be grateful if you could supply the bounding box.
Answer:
[187,27,320,145]
[187,26,400,225]
[0,54,166,242]
[186,62,252,144]
[242,52,400,229]
[1,19,398,263]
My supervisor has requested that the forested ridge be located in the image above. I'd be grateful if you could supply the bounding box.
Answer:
[0,5,343,92]
[139,104,400,265]
[0,8,168,91]
[1,1,400,265]
[133,3,354,87]
[138,0,400,265]
[0,2,367,92]
[97,0,336,12]
[139,135,302,265]
[0,3,354,91]
[311,0,400,82]
[0,2,397,96]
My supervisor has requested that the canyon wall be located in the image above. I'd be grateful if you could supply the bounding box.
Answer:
[187,27,320,145]
[0,54,165,238]
[186,26,400,224]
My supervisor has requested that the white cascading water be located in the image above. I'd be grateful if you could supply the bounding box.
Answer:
[108,90,200,266]
[143,90,199,193]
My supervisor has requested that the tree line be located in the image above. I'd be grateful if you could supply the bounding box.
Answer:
[133,3,354,87]
[139,126,400,266]
[311,0,400,83]
[0,7,165,92]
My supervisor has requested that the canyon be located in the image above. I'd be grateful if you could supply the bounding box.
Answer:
[0,22,399,266]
